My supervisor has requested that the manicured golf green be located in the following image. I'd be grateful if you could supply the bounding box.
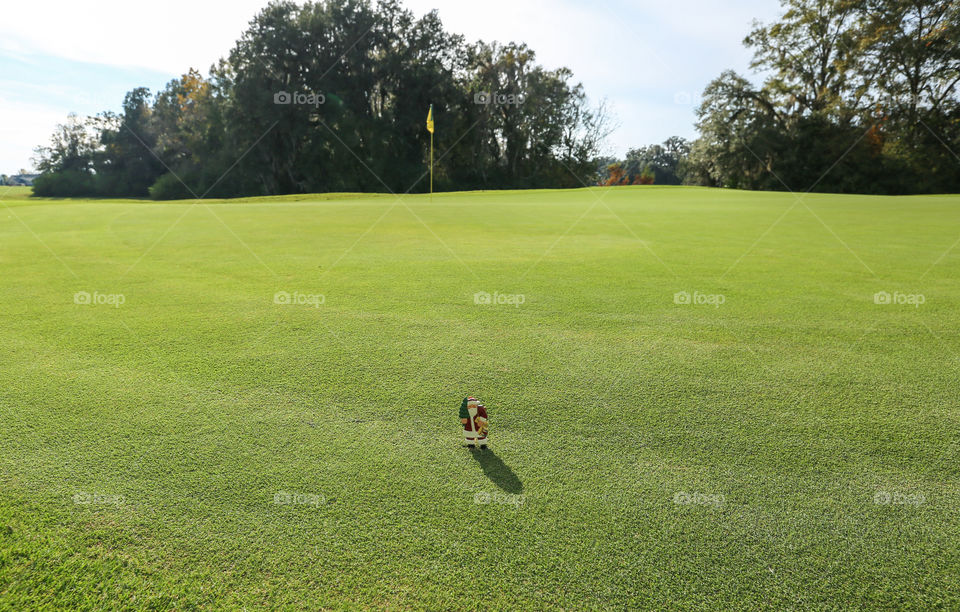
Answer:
[1,185,958,609]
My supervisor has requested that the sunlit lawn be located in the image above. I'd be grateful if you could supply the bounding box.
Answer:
[1,185,958,608]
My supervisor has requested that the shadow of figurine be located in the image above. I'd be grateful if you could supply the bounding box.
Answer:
[470,449,523,494]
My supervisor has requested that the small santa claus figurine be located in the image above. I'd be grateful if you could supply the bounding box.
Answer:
[459,396,488,449]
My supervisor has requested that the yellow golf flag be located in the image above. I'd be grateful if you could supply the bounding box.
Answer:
[426,105,434,134]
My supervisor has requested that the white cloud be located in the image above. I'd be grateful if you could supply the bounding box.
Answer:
[0,98,65,172]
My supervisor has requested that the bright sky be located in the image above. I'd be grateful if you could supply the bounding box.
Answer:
[0,0,783,173]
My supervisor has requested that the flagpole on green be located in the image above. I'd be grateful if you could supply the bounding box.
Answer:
[426,104,434,201]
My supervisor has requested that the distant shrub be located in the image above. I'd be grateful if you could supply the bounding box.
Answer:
[601,163,630,186]
[32,171,96,197]
[149,173,194,200]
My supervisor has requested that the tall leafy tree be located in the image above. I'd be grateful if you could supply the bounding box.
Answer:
[33,113,96,175]
[32,114,99,196]
[744,0,874,123]
[688,0,959,194]
[863,0,960,121]
[95,88,166,196]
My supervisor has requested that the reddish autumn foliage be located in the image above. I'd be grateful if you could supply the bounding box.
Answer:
[601,163,631,186]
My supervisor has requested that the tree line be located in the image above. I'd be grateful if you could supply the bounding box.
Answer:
[33,0,610,199]
[33,0,959,197]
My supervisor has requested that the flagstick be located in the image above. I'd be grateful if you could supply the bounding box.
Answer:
[430,130,434,203]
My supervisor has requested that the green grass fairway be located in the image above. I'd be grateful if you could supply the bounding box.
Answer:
[1,185,958,609]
